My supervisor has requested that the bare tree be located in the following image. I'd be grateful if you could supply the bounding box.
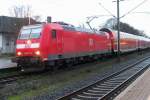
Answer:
[9,5,32,18]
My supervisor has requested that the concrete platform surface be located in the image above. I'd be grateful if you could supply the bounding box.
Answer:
[0,58,17,69]
[114,68,150,100]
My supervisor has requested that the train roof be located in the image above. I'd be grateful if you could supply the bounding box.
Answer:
[21,24,43,29]
[52,22,103,34]
[20,22,107,34]
[20,22,150,40]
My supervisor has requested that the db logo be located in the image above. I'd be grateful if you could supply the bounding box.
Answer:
[89,38,94,46]
[25,44,31,48]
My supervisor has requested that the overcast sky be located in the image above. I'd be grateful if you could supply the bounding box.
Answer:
[0,0,150,36]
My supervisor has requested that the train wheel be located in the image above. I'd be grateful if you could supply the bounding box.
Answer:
[51,61,60,71]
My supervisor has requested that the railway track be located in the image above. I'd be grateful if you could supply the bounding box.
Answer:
[0,74,24,84]
[58,57,150,100]
[0,69,50,85]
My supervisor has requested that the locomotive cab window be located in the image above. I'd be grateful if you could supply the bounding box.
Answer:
[52,29,57,39]
[30,28,42,39]
[19,27,42,39]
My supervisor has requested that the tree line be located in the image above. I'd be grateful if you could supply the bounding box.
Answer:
[112,22,149,38]
[104,18,149,38]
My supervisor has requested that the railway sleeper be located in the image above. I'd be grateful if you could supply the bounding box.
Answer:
[88,89,109,93]
[109,77,128,80]
[108,78,126,81]
[111,75,127,78]
[82,92,104,96]
[84,91,106,95]
[94,87,114,91]
[96,85,115,89]
[92,87,113,91]
[71,98,82,100]
[103,81,121,84]
[77,94,101,99]
[99,84,118,87]
[72,97,96,100]
[105,80,123,84]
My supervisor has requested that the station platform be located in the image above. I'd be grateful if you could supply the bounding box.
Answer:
[114,68,150,100]
[0,58,17,69]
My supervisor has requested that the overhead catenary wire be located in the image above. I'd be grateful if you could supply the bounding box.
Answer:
[120,0,149,18]
[98,0,149,19]
[86,0,149,32]
[87,15,113,19]
[130,11,150,15]
[98,3,116,18]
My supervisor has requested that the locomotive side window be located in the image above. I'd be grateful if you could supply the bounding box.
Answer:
[52,30,57,39]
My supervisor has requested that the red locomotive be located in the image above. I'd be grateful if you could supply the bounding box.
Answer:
[13,22,150,71]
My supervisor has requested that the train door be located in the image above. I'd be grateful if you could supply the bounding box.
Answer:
[99,28,115,53]
[51,29,63,54]
[56,30,63,54]
[50,29,57,54]
[104,32,112,52]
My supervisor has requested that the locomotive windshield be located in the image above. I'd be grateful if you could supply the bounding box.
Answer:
[19,27,42,39]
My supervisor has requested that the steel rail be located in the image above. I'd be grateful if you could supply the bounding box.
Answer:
[0,74,25,84]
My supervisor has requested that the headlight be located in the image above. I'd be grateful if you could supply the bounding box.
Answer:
[17,52,22,56]
[35,51,40,55]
